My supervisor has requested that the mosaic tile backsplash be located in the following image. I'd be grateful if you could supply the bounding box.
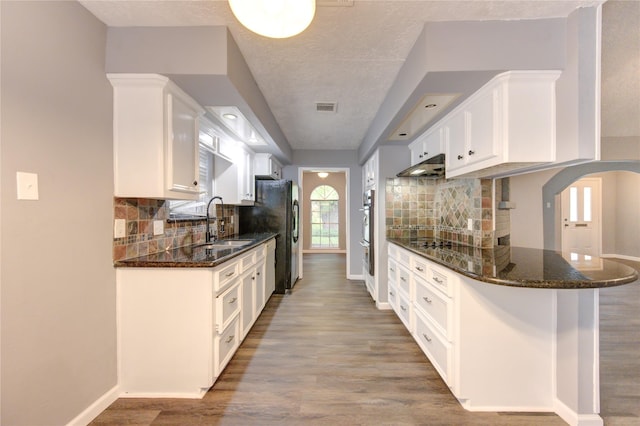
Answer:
[113,198,238,262]
[385,177,500,248]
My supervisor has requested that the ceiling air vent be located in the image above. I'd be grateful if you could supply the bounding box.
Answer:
[316,102,337,113]
[317,0,354,6]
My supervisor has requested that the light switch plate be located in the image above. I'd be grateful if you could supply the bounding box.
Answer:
[467,218,473,230]
[153,220,164,236]
[114,219,126,238]
[16,172,39,200]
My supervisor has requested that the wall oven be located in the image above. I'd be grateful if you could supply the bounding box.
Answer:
[360,189,374,276]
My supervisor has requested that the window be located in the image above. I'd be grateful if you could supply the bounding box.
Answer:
[310,185,339,248]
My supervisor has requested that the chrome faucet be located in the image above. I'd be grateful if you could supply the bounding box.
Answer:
[205,196,224,243]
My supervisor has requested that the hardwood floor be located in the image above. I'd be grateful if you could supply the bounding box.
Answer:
[599,258,640,426]
[91,254,639,425]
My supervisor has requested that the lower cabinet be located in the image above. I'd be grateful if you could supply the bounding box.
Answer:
[388,243,557,412]
[117,241,273,398]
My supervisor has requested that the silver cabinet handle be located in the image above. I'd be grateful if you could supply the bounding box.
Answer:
[422,333,432,342]
[468,150,475,156]
[423,296,432,304]
[457,154,464,160]
[433,276,443,284]
[389,291,394,296]
[400,305,407,311]
[400,277,407,282]
[415,266,424,272]
[225,271,235,277]
[389,267,395,272]
[229,297,237,304]
[225,335,234,344]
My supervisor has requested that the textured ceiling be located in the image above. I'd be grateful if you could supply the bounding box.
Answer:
[81,0,639,152]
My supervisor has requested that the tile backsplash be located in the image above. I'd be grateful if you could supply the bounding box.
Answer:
[112,198,237,262]
[386,177,506,248]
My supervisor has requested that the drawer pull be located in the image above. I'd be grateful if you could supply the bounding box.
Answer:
[225,271,235,278]
[389,291,394,296]
[252,276,256,281]
[229,297,237,304]
[415,266,424,272]
[257,272,261,276]
[433,276,443,284]
[225,335,234,344]
[422,333,432,342]
[423,296,432,304]
[400,277,407,282]
[389,267,395,272]
[400,305,407,311]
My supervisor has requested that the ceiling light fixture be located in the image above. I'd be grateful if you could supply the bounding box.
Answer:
[228,0,316,39]
[222,113,237,120]
[318,172,329,179]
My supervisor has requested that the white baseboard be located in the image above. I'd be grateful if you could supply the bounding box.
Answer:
[554,398,603,426]
[119,389,207,399]
[348,274,364,280]
[66,384,120,426]
[600,253,640,263]
[376,302,391,310]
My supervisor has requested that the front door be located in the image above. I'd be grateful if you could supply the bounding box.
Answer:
[561,177,602,256]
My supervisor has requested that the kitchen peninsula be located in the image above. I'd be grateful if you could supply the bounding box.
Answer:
[115,233,276,398]
[387,238,637,425]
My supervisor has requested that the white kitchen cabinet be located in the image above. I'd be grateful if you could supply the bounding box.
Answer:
[117,241,273,398]
[444,71,561,178]
[108,74,205,200]
[254,153,282,180]
[214,142,255,205]
[409,126,445,166]
[388,243,556,411]
[363,150,378,189]
[265,239,276,298]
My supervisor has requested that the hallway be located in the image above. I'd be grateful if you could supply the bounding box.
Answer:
[94,253,640,425]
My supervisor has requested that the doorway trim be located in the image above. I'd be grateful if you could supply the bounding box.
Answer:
[298,166,351,280]
[560,177,602,255]
[542,161,640,250]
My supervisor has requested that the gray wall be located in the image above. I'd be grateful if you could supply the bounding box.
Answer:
[283,150,362,278]
[1,2,116,424]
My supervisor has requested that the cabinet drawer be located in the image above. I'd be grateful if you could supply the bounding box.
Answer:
[397,247,411,268]
[215,282,241,334]
[414,309,452,385]
[412,257,429,281]
[414,276,451,340]
[397,264,410,295]
[396,290,411,330]
[214,315,240,377]
[239,250,256,273]
[213,261,239,293]
[429,265,452,297]
[255,245,266,262]
[388,258,397,284]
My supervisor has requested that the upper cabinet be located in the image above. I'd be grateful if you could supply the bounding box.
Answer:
[254,153,282,180]
[442,71,561,178]
[108,74,205,200]
[214,142,255,205]
[408,127,445,166]
[363,150,379,189]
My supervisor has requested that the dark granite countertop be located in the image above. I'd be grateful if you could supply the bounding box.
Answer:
[388,238,638,289]
[114,233,277,268]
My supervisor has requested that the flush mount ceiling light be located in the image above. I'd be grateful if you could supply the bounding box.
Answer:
[228,0,316,39]
[317,172,329,179]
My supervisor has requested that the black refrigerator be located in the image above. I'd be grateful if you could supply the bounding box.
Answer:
[238,179,299,294]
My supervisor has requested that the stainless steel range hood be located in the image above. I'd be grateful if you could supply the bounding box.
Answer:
[396,153,445,178]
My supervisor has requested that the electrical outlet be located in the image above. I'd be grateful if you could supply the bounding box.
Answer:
[114,219,126,238]
[467,218,473,230]
[16,172,39,200]
[153,220,164,236]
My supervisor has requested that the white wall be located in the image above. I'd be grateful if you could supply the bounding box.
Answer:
[615,171,640,257]
[1,2,117,424]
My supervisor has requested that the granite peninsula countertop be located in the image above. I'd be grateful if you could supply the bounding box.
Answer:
[114,233,277,268]
[388,238,638,289]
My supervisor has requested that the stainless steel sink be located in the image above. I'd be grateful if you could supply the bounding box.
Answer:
[196,240,253,250]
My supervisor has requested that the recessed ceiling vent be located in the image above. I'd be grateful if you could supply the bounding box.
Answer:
[316,102,337,113]
[317,0,354,6]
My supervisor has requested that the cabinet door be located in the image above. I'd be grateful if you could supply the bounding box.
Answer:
[241,271,255,338]
[166,93,200,194]
[423,128,443,158]
[464,87,499,166]
[255,260,266,313]
[444,113,466,171]
[265,241,276,298]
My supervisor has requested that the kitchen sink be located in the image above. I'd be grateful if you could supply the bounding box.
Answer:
[196,240,253,250]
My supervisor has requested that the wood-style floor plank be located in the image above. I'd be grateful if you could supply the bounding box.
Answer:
[92,253,638,425]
